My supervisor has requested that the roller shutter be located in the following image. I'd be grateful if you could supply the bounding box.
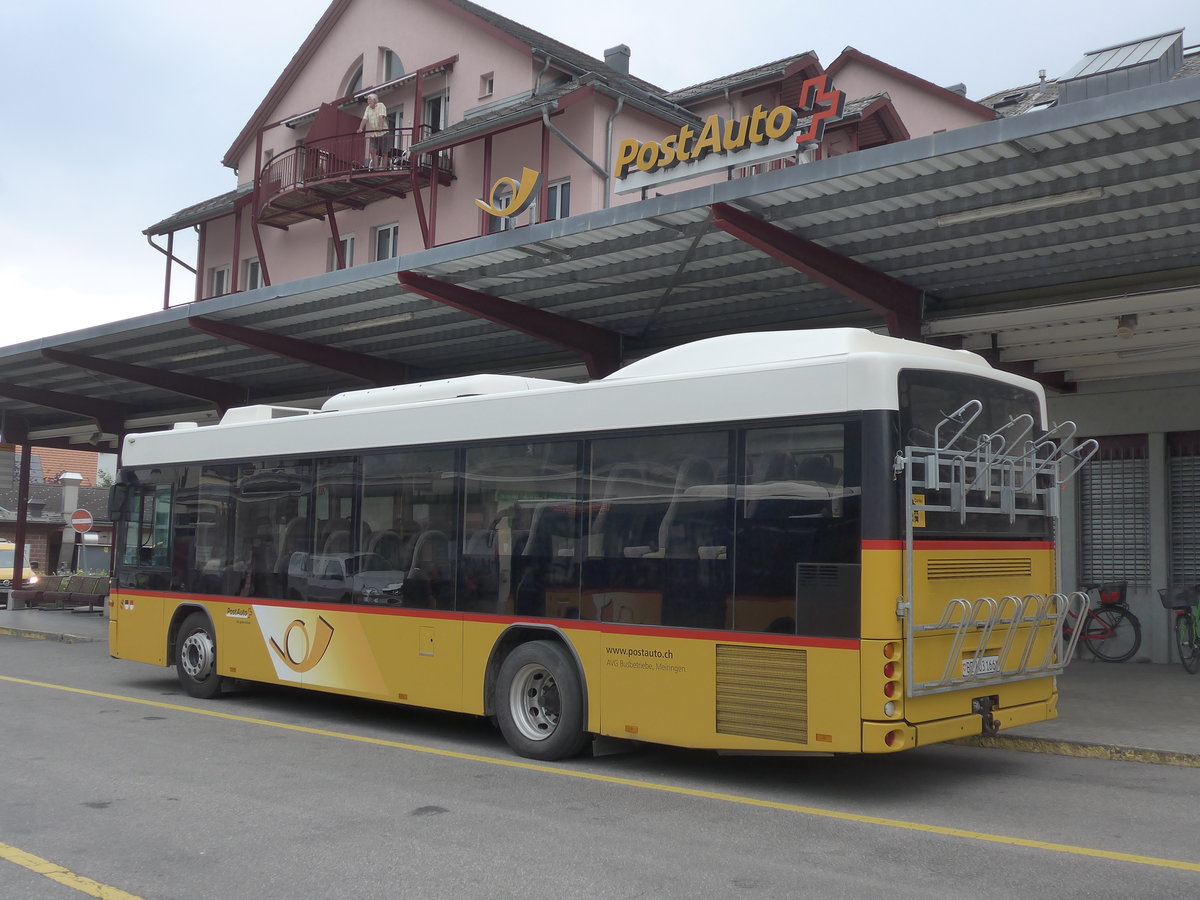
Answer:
[1078,435,1149,586]
[1169,432,1200,586]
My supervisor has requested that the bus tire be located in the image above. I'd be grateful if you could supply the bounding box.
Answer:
[495,640,588,760]
[176,612,223,699]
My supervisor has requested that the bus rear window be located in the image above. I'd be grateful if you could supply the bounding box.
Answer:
[898,369,1047,538]
[899,370,1041,449]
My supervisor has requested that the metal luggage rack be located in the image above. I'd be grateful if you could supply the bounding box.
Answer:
[893,400,1099,697]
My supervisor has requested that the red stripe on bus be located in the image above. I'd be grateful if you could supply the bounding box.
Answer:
[861,540,1054,551]
[115,589,859,651]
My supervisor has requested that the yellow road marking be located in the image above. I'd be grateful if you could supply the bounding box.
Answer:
[0,840,146,900]
[4,673,1200,874]
[0,627,47,640]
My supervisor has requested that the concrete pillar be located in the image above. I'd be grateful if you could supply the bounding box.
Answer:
[1148,433,1169,663]
[57,472,83,573]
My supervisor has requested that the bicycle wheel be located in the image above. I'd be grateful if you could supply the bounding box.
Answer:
[1174,613,1200,674]
[1081,606,1141,662]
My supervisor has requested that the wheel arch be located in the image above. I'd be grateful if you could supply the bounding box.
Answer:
[482,623,590,723]
[166,603,215,666]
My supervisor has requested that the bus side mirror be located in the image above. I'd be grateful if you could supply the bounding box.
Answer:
[109,483,131,519]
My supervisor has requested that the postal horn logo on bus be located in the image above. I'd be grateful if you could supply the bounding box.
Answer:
[613,74,846,181]
[475,166,545,218]
[268,615,335,673]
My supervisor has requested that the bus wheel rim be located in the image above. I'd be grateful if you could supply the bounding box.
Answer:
[508,663,560,742]
[181,630,215,681]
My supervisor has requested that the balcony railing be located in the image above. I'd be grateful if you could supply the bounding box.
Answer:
[258,125,453,211]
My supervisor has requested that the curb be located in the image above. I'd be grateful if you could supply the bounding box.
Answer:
[955,734,1200,768]
[0,626,99,644]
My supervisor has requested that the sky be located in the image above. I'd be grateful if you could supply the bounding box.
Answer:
[2,0,1197,347]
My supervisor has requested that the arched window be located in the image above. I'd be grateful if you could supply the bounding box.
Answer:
[382,48,403,81]
[343,59,364,98]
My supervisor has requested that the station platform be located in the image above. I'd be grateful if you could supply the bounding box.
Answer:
[3,606,1198,765]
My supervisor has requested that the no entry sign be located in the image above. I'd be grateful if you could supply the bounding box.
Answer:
[70,509,94,534]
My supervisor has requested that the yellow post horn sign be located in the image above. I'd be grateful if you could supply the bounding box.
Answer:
[475,167,545,219]
[269,615,335,674]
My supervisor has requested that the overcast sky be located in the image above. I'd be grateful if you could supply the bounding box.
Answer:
[2,0,1196,347]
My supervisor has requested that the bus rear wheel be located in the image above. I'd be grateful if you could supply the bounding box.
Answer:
[176,612,223,699]
[496,640,588,760]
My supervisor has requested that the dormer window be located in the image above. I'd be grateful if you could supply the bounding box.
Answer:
[994,91,1028,108]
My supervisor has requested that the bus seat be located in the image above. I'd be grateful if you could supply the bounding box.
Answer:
[760,451,797,482]
[796,453,842,485]
[273,517,309,577]
[368,529,414,570]
[322,529,352,555]
[405,529,451,608]
[656,458,716,554]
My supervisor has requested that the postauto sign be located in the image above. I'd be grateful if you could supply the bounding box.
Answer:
[612,74,845,194]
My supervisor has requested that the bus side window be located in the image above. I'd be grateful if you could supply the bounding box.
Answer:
[735,423,861,637]
[121,483,172,568]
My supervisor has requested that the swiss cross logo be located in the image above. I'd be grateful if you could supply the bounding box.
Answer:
[795,75,847,145]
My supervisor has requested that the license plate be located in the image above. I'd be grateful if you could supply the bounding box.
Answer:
[962,655,1000,677]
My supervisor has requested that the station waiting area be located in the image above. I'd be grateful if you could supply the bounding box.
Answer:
[7,575,108,611]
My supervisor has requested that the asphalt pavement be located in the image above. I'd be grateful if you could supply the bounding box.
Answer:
[3,605,1199,766]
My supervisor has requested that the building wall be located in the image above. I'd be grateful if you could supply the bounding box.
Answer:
[193,5,991,299]
[1050,374,1200,662]
[232,0,539,175]
[204,0,628,292]
[825,57,993,136]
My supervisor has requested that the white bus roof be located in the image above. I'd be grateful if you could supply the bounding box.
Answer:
[121,329,1041,466]
[604,329,988,381]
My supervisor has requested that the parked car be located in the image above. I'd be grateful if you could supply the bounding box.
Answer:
[286,551,406,604]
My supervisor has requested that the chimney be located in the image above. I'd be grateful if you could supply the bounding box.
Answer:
[604,44,630,75]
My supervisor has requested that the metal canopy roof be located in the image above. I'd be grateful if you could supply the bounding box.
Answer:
[3,75,1200,452]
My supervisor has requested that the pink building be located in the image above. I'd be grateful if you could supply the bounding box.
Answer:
[145,0,995,304]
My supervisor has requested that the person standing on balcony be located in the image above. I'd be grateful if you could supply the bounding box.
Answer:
[358,93,389,169]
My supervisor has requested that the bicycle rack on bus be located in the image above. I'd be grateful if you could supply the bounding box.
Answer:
[893,401,1099,697]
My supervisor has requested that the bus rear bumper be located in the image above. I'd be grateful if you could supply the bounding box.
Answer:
[915,693,1058,747]
[863,692,1058,752]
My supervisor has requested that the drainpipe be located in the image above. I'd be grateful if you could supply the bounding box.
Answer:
[194,224,206,302]
[145,232,197,310]
[603,97,624,209]
[532,54,552,96]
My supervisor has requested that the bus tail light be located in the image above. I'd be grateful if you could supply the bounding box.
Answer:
[882,642,902,718]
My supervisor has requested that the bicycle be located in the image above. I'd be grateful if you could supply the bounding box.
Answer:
[1063,583,1142,663]
[1158,585,1200,674]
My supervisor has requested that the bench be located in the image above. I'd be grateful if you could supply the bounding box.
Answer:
[9,575,108,610]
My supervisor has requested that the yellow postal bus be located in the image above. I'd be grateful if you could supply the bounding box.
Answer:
[109,330,1094,759]
[0,539,38,603]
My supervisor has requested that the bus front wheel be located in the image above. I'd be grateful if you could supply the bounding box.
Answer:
[176,612,223,699]
[495,640,588,760]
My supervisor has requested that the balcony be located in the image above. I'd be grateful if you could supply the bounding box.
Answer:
[257,126,454,228]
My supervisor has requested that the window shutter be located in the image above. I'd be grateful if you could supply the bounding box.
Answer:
[1168,432,1200,585]
[1078,435,1150,585]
